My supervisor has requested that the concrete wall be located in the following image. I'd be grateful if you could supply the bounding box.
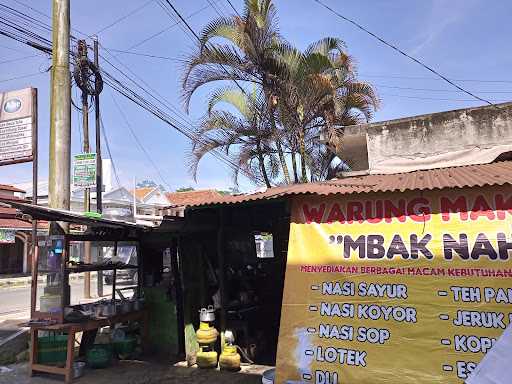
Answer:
[342,101,512,174]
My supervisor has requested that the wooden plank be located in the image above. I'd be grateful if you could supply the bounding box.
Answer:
[32,364,67,375]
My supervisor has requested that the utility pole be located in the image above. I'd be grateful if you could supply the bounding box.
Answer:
[77,40,91,298]
[48,0,71,214]
[93,36,103,297]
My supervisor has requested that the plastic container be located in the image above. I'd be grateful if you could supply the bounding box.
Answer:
[40,294,62,314]
[37,334,68,364]
[113,337,137,356]
[73,361,86,378]
[219,345,241,371]
[196,322,218,345]
[196,349,218,369]
[86,344,113,369]
[262,368,275,384]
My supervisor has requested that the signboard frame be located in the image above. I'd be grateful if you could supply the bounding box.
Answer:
[0,88,37,166]
[276,186,512,384]
[73,152,97,188]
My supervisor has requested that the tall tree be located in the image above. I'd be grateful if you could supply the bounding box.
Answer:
[182,0,291,182]
[189,87,279,187]
[182,0,379,185]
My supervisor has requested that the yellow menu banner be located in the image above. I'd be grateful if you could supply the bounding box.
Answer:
[276,186,512,384]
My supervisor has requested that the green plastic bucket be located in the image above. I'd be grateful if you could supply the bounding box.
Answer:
[37,334,68,364]
[86,344,113,369]
[113,337,137,356]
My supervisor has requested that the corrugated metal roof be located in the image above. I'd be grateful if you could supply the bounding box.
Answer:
[165,189,223,207]
[0,184,25,193]
[0,218,32,230]
[160,161,512,211]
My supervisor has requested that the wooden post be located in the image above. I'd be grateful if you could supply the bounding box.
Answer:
[64,329,75,384]
[217,208,227,332]
[30,245,39,317]
[171,238,185,356]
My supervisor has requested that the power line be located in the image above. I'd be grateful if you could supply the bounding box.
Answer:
[105,48,182,62]
[99,115,122,189]
[374,84,512,94]
[0,54,39,65]
[206,0,224,18]
[0,5,258,183]
[110,92,173,190]
[312,0,498,107]
[120,2,212,53]
[0,71,46,83]
[381,93,508,103]
[361,73,512,84]
[95,0,154,35]
[225,0,241,16]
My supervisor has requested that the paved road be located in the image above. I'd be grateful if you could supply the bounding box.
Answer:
[0,279,115,318]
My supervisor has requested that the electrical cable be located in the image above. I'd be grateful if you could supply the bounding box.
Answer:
[0,71,46,83]
[109,92,173,191]
[0,6,261,183]
[95,0,154,35]
[104,49,183,62]
[0,54,39,65]
[119,2,213,53]
[312,0,498,107]
[99,114,122,189]
[225,0,241,17]
[380,93,508,103]
[360,73,512,84]
[206,0,224,18]
[374,84,512,94]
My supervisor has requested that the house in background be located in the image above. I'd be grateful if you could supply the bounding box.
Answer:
[333,101,512,175]
[164,189,222,217]
[0,184,44,275]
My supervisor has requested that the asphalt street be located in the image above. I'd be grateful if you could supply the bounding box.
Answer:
[0,279,114,317]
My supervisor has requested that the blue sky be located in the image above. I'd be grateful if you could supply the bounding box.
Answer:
[0,0,511,192]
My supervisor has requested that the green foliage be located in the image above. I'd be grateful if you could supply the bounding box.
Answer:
[176,187,195,192]
[182,0,379,186]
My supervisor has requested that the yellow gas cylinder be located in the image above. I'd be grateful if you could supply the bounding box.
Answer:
[196,322,219,345]
[196,347,218,369]
[219,345,241,371]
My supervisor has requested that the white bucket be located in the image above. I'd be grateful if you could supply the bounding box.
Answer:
[262,368,275,384]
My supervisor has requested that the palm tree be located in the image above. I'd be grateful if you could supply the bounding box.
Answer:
[189,87,279,187]
[182,0,292,182]
[182,0,379,185]
[275,37,379,182]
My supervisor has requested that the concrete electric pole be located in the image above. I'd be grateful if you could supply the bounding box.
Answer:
[93,37,104,297]
[48,0,71,213]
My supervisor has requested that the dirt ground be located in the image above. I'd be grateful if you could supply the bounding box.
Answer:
[0,360,270,384]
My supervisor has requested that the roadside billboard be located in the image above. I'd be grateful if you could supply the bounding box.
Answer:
[276,185,512,384]
[73,153,96,188]
[0,88,36,165]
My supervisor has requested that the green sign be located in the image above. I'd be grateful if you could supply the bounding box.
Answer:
[0,229,15,244]
[73,153,96,188]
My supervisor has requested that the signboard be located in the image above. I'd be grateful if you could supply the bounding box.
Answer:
[276,185,512,384]
[0,88,36,165]
[73,153,96,188]
[0,229,15,244]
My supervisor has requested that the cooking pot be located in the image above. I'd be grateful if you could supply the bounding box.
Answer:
[199,305,216,322]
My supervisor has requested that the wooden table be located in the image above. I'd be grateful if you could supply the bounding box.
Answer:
[29,309,149,383]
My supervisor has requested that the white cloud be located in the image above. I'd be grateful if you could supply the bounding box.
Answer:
[409,0,479,56]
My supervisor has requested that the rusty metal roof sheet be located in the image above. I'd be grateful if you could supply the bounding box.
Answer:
[160,161,512,211]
